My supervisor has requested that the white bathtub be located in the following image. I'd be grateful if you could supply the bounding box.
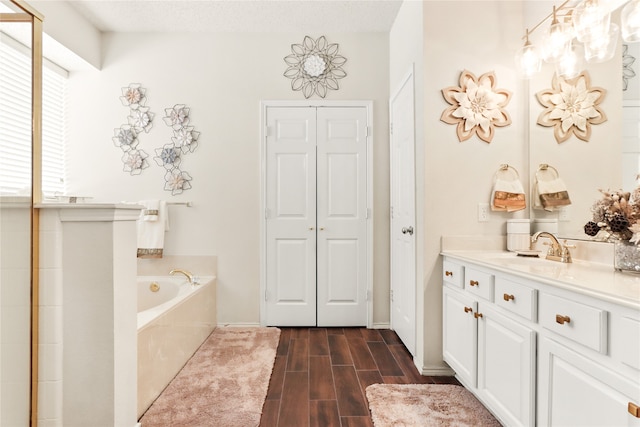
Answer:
[137,275,216,418]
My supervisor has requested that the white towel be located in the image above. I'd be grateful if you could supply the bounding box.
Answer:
[534,169,571,212]
[491,170,526,212]
[137,200,168,258]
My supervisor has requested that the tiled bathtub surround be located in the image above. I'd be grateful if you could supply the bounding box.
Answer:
[37,203,141,427]
[38,209,64,427]
[137,275,216,418]
[0,199,31,426]
[136,255,217,418]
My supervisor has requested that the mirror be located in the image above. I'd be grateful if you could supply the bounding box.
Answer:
[524,1,640,240]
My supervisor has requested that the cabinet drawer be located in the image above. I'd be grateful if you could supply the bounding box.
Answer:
[539,292,608,354]
[443,260,464,289]
[494,277,537,322]
[464,267,494,301]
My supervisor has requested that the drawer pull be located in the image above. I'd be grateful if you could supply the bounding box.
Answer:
[474,312,483,319]
[469,280,479,287]
[503,293,515,302]
[445,271,453,277]
[629,402,640,418]
[464,306,473,313]
[556,314,571,325]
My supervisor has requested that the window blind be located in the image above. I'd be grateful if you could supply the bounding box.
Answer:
[0,33,67,196]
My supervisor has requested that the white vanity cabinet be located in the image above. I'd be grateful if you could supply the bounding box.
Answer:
[442,262,536,427]
[537,291,640,427]
[442,253,640,427]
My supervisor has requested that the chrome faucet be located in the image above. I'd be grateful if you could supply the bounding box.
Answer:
[531,231,573,263]
[169,269,197,284]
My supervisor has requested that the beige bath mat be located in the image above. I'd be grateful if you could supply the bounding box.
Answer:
[366,383,501,427]
[140,327,280,427]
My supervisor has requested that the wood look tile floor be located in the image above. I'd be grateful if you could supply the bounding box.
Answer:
[260,327,461,427]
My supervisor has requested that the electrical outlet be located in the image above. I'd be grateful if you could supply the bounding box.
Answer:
[478,203,490,222]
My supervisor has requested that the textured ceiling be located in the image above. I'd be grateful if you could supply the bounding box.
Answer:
[66,0,404,33]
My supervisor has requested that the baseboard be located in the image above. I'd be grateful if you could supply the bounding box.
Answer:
[371,322,390,329]
[217,322,262,328]
[421,366,455,376]
[219,322,390,329]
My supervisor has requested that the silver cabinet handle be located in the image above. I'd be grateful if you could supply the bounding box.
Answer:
[401,226,414,235]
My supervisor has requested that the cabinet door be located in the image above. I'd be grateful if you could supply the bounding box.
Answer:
[477,304,536,427]
[316,107,368,327]
[538,337,640,427]
[265,107,318,326]
[443,286,477,387]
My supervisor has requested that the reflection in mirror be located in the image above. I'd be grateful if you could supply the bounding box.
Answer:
[0,3,33,425]
[525,1,640,241]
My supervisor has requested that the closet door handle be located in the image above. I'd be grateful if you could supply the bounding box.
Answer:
[401,226,414,235]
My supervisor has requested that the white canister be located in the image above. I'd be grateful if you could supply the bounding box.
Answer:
[532,218,558,235]
[507,219,531,252]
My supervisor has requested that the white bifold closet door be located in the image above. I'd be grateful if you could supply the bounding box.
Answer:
[265,106,368,327]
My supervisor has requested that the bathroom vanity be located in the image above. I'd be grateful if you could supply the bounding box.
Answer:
[441,245,640,427]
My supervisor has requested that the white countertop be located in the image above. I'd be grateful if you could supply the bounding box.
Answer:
[441,250,640,310]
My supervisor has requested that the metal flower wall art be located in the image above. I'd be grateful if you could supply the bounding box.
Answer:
[156,104,199,195]
[440,70,512,143]
[113,83,154,175]
[284,36,347,99]
[536,71,607,143]
[623,44,637,92]
[111,85,200,195]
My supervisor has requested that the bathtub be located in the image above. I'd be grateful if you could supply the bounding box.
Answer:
[137,275,216,419]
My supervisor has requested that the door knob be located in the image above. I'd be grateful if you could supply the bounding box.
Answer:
[401,226,414,235]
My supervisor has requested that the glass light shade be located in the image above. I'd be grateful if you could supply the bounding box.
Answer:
[555,42,585,79]
[542,21,573,63]
[515,43,542,79]
[621,0,640,42]
[584,23,619,63]
[572,0,611,42]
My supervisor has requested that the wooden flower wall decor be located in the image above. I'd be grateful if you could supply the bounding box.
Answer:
[440,70,512,143]
[536,71,607,143]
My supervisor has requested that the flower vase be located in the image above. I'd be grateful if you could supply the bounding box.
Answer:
[614,240,640,273]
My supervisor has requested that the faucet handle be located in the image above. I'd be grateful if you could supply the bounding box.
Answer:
[562,240,576,249]
[542,241,560,256]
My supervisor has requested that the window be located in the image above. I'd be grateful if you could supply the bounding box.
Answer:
[0,33,67,196]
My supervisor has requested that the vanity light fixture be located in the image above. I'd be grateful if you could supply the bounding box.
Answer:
[516,0,638,79]
[555,41,585,78]
[572,0,611,43]
[541,6,574,64]
[515,29,542,79]
[622,0,640,42]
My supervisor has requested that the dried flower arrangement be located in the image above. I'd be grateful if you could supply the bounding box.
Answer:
[583,185,640,244]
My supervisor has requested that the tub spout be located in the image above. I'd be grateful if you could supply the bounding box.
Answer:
[169,269,197,285]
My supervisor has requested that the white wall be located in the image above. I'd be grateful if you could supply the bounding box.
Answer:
[65,32,390,326]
